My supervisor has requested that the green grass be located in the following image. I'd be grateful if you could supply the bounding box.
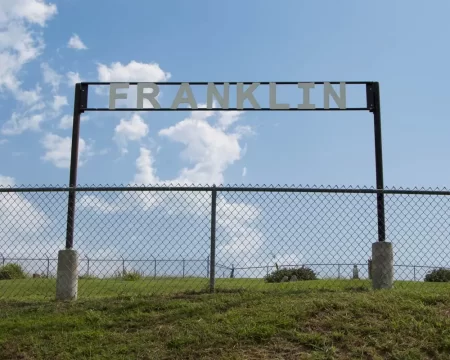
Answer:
[1,279,450,359]
[2,277,450,301]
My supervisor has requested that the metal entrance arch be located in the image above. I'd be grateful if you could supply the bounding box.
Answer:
[65,81,385,249]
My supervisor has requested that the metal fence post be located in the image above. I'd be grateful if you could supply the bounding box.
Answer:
[371,82,386,242]
[182,259,185,278]
[2,255,4,267]
[338,264,341,279]
[209,186,217,293]
[65,83,86,250]
[47,257,50,278]
[154,259,157,278]
[87,257,90,277]
[122,258,125,276]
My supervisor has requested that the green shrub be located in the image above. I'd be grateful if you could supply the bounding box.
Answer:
[122,270,143,281]
[0,263,27,280]
[424,268,450,282]
[264,266,317,283]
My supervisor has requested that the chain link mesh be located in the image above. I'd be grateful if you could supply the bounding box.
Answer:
[1,185,449,300]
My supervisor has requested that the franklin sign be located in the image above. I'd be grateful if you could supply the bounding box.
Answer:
[108,82,347,110]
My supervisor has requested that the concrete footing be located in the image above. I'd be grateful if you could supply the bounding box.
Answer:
[56,249,78,301]
[371,242,393,290]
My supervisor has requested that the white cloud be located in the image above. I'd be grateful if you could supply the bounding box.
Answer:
[0,173,56,258]
[113,113,148,154]
[52,95,67,112]
[217,111,243,130]
[66,71,81,86]
[215,196,265,267]
[95,60,171,106]
[134,147,158,185]
[159,112,246,185]
[97,60,171,82]
[191,103,216,120]
[234,125,254,137]
[25,101,45,113]
[0,0,57,26]
[0,1,56,94]
[58,114,89,129]
[41,62,61,93]
[128,146,211,215]
[1,112,44,135]
[0,20,42,71]
[41,133,90,168]
[0,175,14,186]
[58,114,72,129]
[80,195,123,214]
[67,33,87,50]
[14,85,42,105]
[242,167,247,177]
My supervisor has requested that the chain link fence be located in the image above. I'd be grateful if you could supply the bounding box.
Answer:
[1,185,450,300]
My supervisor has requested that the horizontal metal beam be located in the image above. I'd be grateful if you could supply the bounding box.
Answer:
[81,81,373,86]
[83,107,369,112]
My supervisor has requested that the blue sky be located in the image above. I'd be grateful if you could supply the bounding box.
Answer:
[1,0,450,188]
[1,1,450,280]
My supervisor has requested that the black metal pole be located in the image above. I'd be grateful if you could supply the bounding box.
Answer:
[65,84,82,249]
[373,82,386,242]
[209,187,217,293]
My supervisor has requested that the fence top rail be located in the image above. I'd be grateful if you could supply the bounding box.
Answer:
[1,257,209,262]
[1,185,450,196]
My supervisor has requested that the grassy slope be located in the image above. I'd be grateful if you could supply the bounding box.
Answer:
[1,285,450,359]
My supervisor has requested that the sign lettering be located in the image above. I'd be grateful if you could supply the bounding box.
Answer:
[108,82,347,110]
